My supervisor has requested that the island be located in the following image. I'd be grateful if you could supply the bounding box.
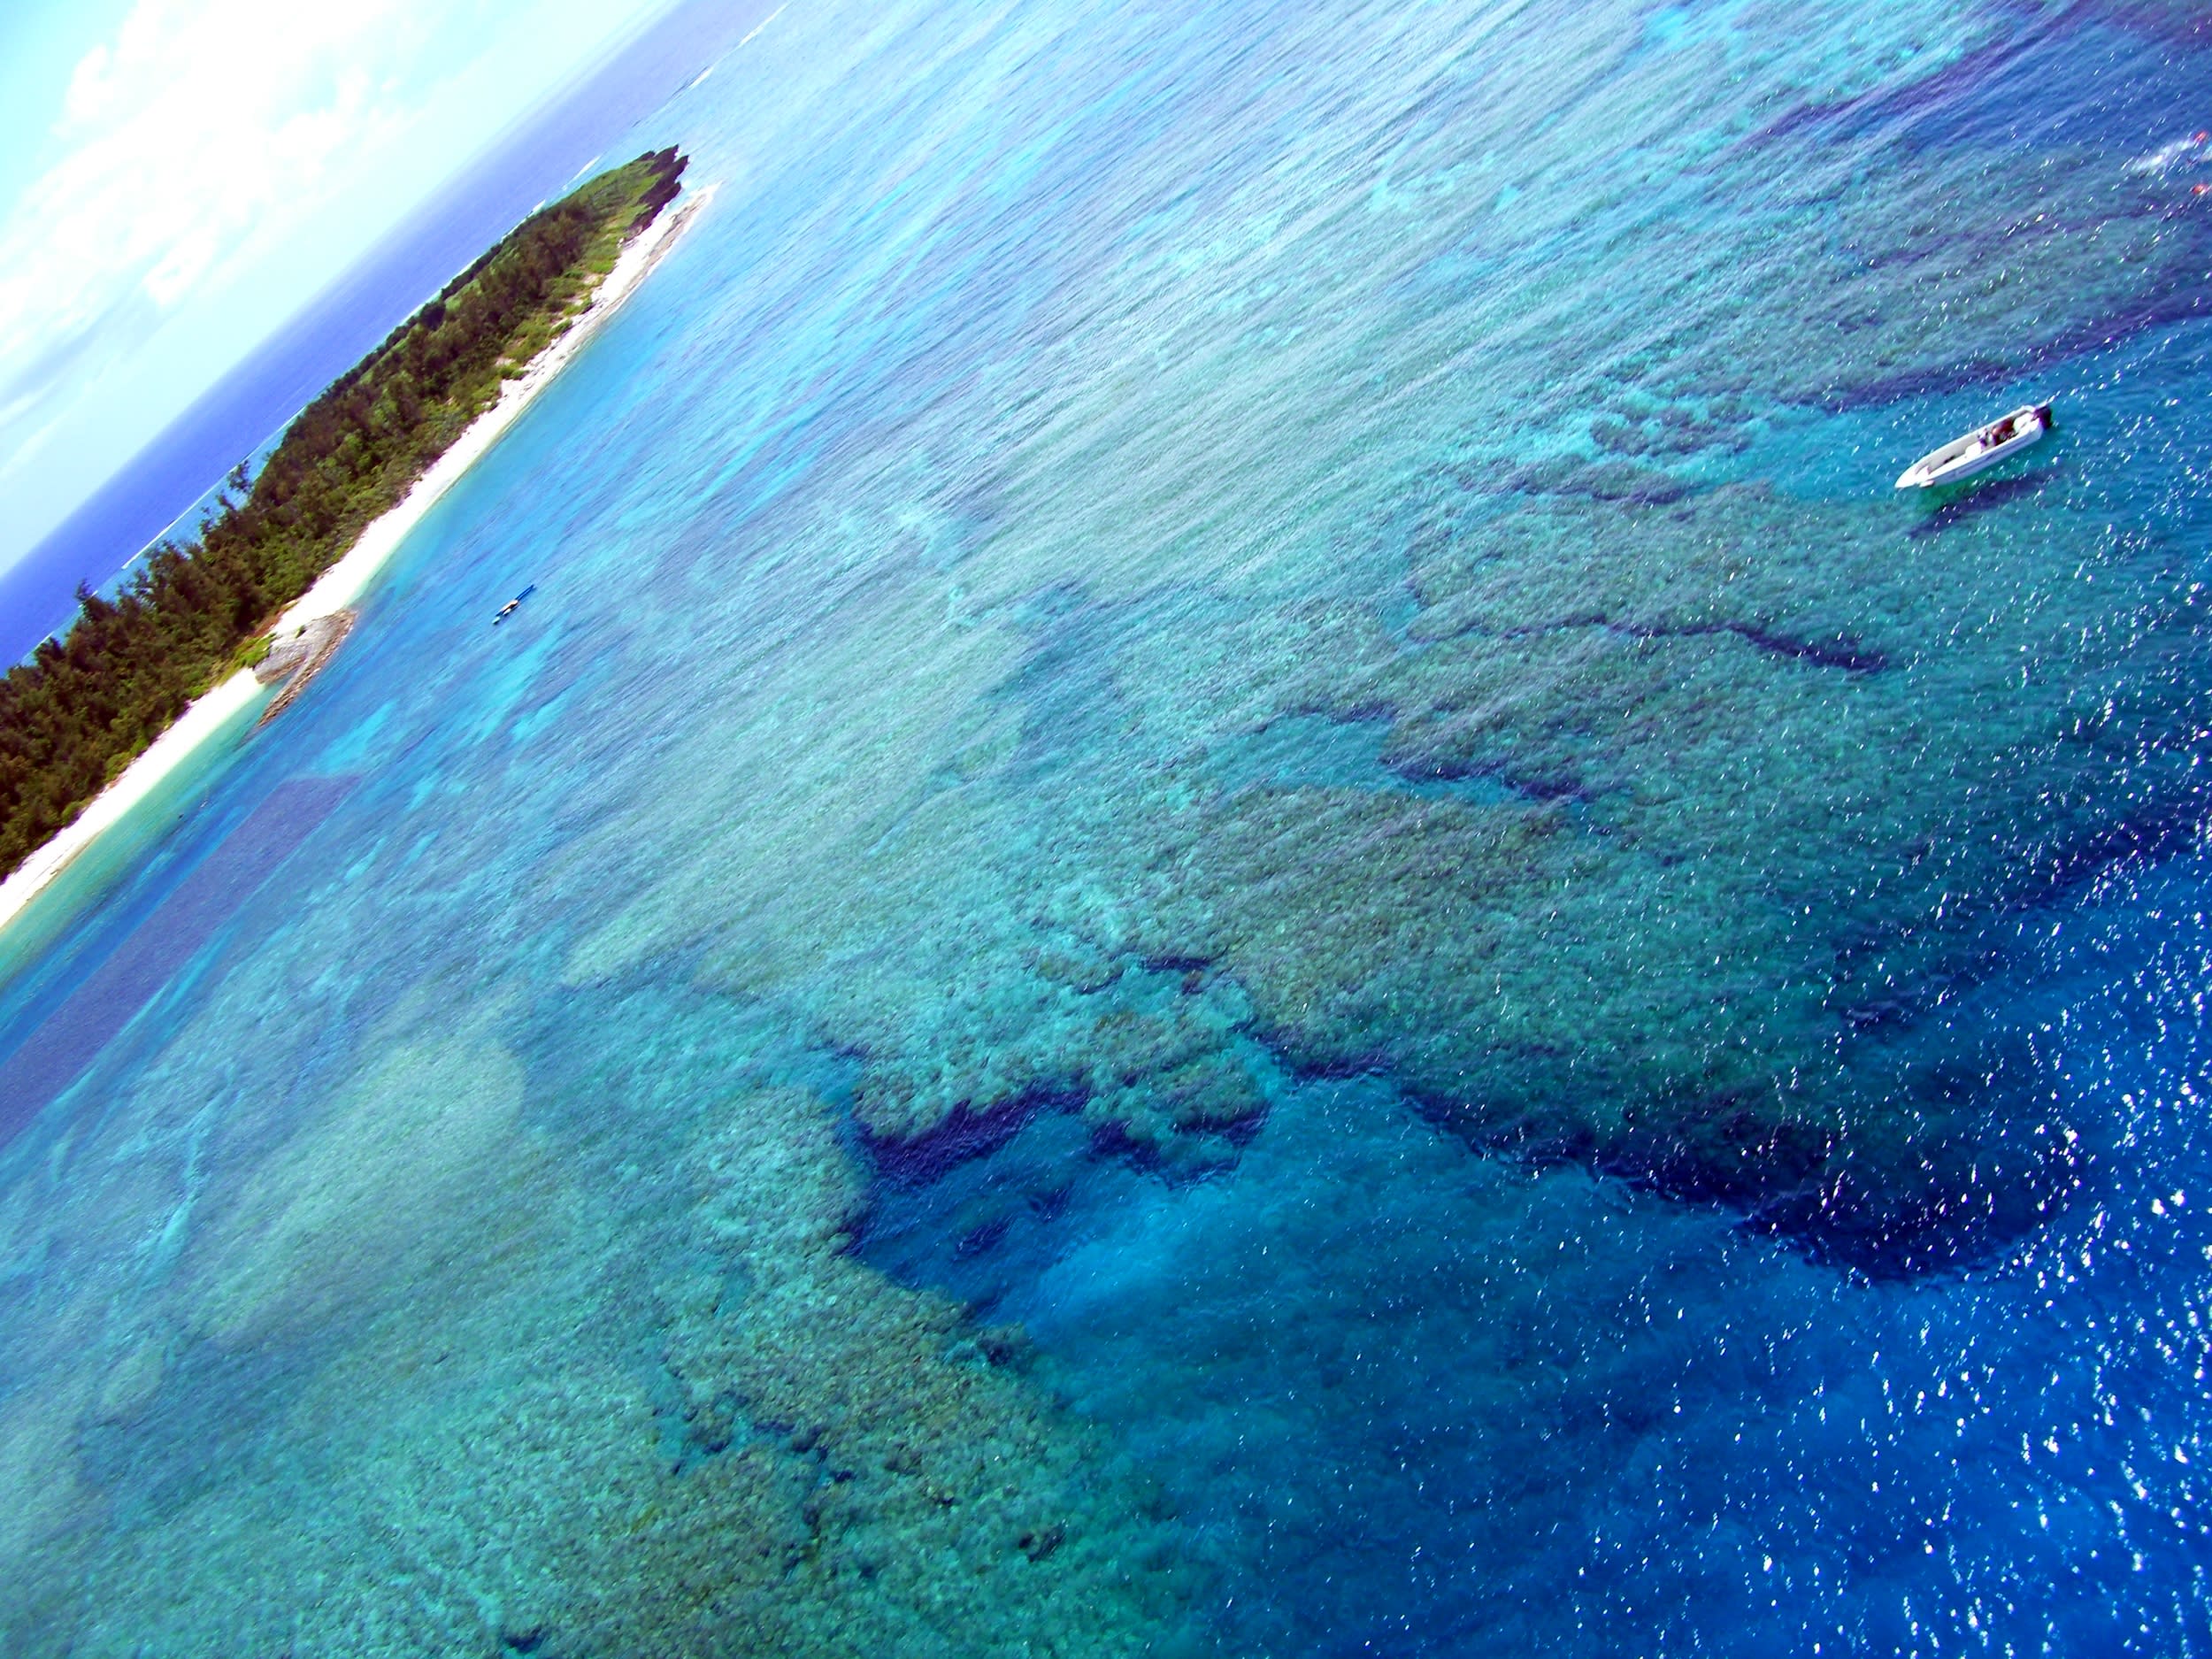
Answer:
[0,148,692,883]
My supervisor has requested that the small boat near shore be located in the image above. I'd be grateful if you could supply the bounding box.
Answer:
[1895,401,2054,489]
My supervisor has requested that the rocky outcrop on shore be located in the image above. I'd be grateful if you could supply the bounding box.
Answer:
[253,612,347,685]
[254,610,356,725]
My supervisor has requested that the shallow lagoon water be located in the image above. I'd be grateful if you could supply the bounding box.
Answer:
[7,0,2212,1652]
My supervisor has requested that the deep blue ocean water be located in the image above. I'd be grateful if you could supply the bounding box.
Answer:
[6,1,2212,1653]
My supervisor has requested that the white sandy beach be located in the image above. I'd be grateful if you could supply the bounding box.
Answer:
[0,185,715,940]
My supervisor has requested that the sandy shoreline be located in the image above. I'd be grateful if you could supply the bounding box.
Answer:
[0,185,715,941]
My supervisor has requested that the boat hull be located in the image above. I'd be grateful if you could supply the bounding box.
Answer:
[1895,403,2053,489]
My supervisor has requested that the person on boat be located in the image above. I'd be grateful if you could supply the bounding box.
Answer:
[1984,415,2016,449]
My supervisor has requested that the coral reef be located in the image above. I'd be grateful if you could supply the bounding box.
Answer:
[1145,469,2208,1256]
[7,0,2212,1650]
[557,441,2208,1262]
[0,1018,1196,1655]
[525,0,2212,1264]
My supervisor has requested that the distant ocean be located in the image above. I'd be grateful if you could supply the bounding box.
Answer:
[5,2,2212,1654]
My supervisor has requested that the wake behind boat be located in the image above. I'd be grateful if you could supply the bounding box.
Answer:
[1895,400,2054,489]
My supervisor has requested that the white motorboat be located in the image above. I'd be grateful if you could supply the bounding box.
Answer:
[1894,401,2054,489]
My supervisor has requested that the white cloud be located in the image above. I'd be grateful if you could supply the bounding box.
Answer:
[3,0,417,351]
[60,42,114,125]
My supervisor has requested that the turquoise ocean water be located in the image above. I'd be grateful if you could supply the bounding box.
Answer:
[9,1,2212,1651]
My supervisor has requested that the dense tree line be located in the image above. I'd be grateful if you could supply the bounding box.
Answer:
[0,149,686,879]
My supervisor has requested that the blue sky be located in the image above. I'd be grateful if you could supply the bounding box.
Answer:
[0,0,682,580]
